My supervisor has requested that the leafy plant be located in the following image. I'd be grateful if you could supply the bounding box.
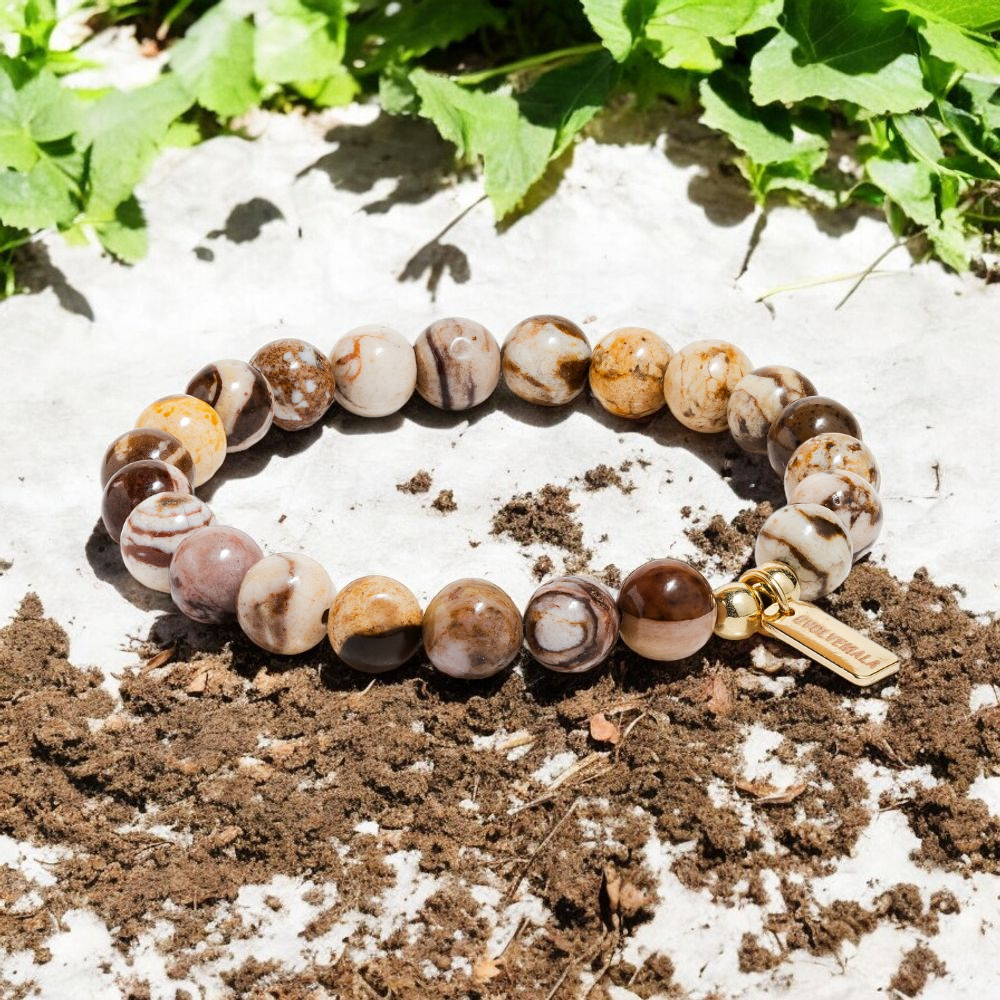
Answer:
[0,0,998,295]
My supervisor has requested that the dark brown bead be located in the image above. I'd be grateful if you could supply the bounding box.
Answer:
[186,359,274,451]
[617,558,715,661]
[100,460,192,543]
[100,429,195,488]
[767,396,861,474]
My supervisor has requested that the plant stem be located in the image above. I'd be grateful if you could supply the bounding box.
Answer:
[453,43,604,87]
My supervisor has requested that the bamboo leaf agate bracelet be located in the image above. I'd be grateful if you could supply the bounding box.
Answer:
[98,317,898,688]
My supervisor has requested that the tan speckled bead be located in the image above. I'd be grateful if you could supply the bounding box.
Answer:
[422,578,522,679]
[664,340,753,433]
[789,470,883,561]
[727,366,817,453]
[327,575,423,674]
[237,553,336,655]
[783,432,881,499]
[251,338,336,431]
[589,327,673,419]
[755,503,853,601]
[501,315,591,406]
[135,394,227,487]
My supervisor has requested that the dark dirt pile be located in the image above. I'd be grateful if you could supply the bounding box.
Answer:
[0,502,997,998]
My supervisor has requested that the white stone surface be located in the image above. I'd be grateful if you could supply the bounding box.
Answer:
[1,97,998,997]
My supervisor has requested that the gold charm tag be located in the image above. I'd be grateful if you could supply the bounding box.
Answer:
[714,562,900,688]
[757,599,899,687]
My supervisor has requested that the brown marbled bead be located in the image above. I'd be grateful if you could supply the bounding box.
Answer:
[169,525,264,623]
[501,315,591,406]
[727,366,817,454]
[789,470,883,561]
[250,339,336,431]
[524,575,619,673]
[767,396,862,475]
[327,575,423,674]
[422,579,522,679]
[617,558,715,662]
[589,327,673,419]
[783,432,881,498]
[414,317,501,411]
[100,428,196,489]
[186,359,274,451]
[101,459,193,543]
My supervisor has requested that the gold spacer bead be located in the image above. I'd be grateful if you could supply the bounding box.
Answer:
[713,582,762,641]
[740,561,801,616]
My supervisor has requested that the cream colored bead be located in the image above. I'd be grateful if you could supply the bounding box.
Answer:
[664,339,753,433]
[136,394,227,487]
[330,324,417,417]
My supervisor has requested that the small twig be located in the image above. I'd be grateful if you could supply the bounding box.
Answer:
[834,235,917,310]
[617,711,649,749]
[504,798,580,902]
[755,268,901,304]
[496,732,536,751]
[545,934,608,1000]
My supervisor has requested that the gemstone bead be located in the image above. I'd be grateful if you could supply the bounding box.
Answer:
[101,460,192,543]
[789,470,883,561]
[135,394,227,487]
[755,503,853,601]
[100,428,195,489]
[237,553,336,655]
[250,339,336,431]
[501,315,591,406]
[186,359,274,452]
[727,366,817,454]
[523,575,619,673]
[664,339,753,433]
[327,575,423,673]
[783,432,881,498]
[617,558,715,661]
[169,525,263,623]
[422,579,522,679]
[767,396,861,475]
[120,493,215,593]
[414,317,501,411]
[330,325,417,418]
[589,327,673,419]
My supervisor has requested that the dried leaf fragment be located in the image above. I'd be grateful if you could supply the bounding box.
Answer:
[589,713,620,745]
[142,643,175,672]
[735,779,807,804]
[472,955,503,983]
[705,674,733,716]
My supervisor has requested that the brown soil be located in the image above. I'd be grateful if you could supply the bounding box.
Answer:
[1,499,997,998]
[397,470,433,494]
[431,489,458,513]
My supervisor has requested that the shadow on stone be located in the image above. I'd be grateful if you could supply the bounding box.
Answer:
[16,241,95,321]
[85,520,173,613]
[206,197,285,244]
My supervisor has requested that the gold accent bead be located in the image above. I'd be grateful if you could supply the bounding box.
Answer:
[713,582,762,640]
[740,561,801,617]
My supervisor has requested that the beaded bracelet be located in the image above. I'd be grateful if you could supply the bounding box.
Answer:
[98,317,898,688]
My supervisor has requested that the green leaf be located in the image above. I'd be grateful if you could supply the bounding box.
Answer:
[255,0,346,85]
[171,1,261,117]
[94,194,147,263]
[0,155,77,229]
[78,76,192,216]
[413,52,618,217]
[699,75,828,169]
[0,64,78,172]
[866,153,937,224]
[927,205,969,269]
[751,0,933,114]
[354,0,503,74]
[581,0,644,61]
[379,63,420,114]
[916,18,1000,80]
[884,0,1000,30]
[891,111,944,165]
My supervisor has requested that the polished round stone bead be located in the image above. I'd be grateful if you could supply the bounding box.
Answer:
[237,553,336,655]
[135,394,227,487]
[250,338,336,431]
[100,428,195,489]
[422,578,522,679]
[330,325,417,418]
[120,493,215,593]
[501,315,591,406]
[789,470,883,561]
[755,503,853,601]
[617,558,716,661]
[727,366,817,454]
[523,575,619,673]
[414,317,501,411]
[101,459,193,543]
[186,359,274,452]
[767,396,861,475]
[589,327,673,419]
[783,432,881,498]
[664,339,753,433]
[169,525,264,623]
[327,575,423,673]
